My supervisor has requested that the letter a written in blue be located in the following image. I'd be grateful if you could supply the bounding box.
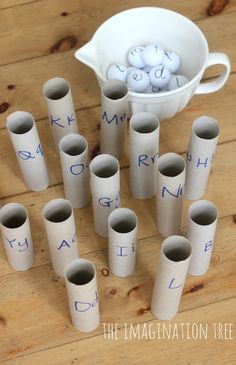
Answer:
[58,240,70,250]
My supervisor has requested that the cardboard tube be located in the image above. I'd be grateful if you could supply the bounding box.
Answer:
[43,198,78,277]
[43,77,78,150]
[0,203,34,271]
[151,235,192,320]
[100,80,128,159]
[185,116,220,200]
[187,200,218,276]
[90,154,120,238]
[129,112,160,199]
[64,258,100,332]
[108,208,138,277]
[7,111,49,191]
[59,133,90,209]
[156,153,185,237]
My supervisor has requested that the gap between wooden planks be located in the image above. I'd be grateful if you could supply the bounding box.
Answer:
[0,214,235,362]
[0,1,235,363]
[0,0,235,66]
[3,297,235,365]
[1,0,235,16]
[0,139,235,275]
[0,73,235,198]
[0,8,236,124]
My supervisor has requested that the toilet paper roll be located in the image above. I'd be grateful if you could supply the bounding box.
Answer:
[90,154,120,238]
[108,208,138,277]
[156,153,186,237]
[43,198,79,277]
[59,133,90,209]
[0,203,34,271]
[151,235,192,320]
[187,200,218,276]
[43,77,78,150]
[100,80,128,159]
[7,111,49,191]
[64,258,100,332]
[129,112,160,199]
[185,116,220,200]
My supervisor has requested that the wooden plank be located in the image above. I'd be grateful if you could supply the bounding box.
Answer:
[0,50,98,126]
[0,11,235,124]
[3,297,236,364]
[0,1,235,364]
[0,0,235,65]
[6,297,236,365]
[0,127,235,210]
[0,215,235,361]
[160,73,236,154]
[0,136,235,276]
[0,0,40,11]
[1,69,236,139]
[0,74,236,197]
[0,173,158,276]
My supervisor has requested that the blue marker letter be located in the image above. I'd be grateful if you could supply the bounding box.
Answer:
[18,150,35,160]
[197,157,208,168]
[187,153,192,161]
[67,114,75,125]
[204,240,213,252]
[5,236,16,248]
[116,245,128,257]
[168,278,183,289]
[138,154,149,167]
[74,300,91,312]
[99,197,113,207]
[70,163,85,176]
[18,238,29,252]
[102,111,118,125]
[58,240,71,250]
[50,115,64,128]
[162,184,183,198]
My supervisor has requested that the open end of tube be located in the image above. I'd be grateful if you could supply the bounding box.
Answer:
[158,153,185,177]
[110,209,137,233]
[44,200,72,223]
[193,117,219,140]
[7,113,34,134]
[44,78,70,100]
[91,155,119,178]
[66,260,95,285]
[163,237,191,262]
[131,113,159,134]
[103,80,128,100]
[190,201,217,226]
[0,204,27,228]
[60,134,87,156]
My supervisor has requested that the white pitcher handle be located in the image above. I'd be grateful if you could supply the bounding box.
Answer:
[194,52,231,94]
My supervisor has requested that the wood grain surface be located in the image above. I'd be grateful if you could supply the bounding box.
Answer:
[0,1,235,364]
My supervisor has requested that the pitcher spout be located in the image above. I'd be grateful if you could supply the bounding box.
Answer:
[74,42,104,81]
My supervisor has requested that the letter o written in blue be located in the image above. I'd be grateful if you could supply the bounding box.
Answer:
[70,163,85,176]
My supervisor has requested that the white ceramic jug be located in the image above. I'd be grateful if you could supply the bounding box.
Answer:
[75,7,230,119]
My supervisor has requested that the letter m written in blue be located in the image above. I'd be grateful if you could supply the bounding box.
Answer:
[102,111,118,124]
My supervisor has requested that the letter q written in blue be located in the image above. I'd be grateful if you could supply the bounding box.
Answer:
[18,150,35,160]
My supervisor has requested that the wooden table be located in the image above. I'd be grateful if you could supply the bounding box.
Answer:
[0,1,236,364]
